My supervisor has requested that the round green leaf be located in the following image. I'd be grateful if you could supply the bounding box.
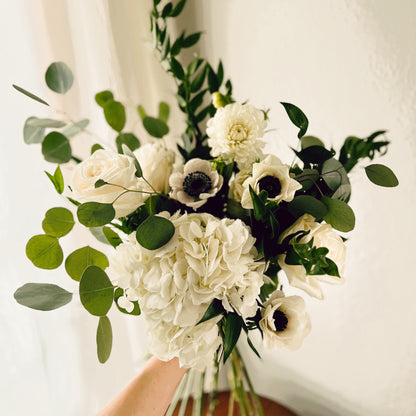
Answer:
[301,136,325,149]
[142,117,169,138]
[14,283,72,311]
[95,90,114,108]
[45,62,74,94]
[116,133,140,153]
[103,101,126,132]
[296,145,334,164]
[322,197,355,232]
[26,234,64,269]
[365,164,399,187]
[65,246,109,281]
[41,132,72,163]
[97,316,113,363]
[24,117,45,144]
[114,288,141,316]
[77,202,115,227]
[26,117,66,128]
[136,215,175,250]
[79,265,114,316]
[42,207,74,237]
[62,119,89,138]
[321,158,350,191]
[288,195,328,220]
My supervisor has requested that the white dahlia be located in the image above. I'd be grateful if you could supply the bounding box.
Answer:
[169,158,223,209]
[206,103,266,168]
[240,154,302,209]
[260,290,311,350]
[278,214,346,299]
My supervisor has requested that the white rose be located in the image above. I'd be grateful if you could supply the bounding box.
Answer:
[134,141,176,194]
[278,214,346,299]
[71,149,144,218]
[228,167,252,203]
[260,290,311,350]
[240,154,302,209]
[206,103,266,168]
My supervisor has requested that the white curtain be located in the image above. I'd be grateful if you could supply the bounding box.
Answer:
[2,0,415,415]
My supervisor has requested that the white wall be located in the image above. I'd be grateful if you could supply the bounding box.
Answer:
[1,1,415,415]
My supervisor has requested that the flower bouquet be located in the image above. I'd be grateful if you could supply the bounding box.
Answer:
[13,1,399,415]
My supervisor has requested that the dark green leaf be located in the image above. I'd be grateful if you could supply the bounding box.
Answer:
[281,102,309,138]
[322,197,355,232]
[95,179,108,188]
[103,101,126,132]
[249,186,267,221]
[170,0,186,17]
[223,314,243,363]
[158,102,170,123]
[42,207,74,237]
[14,283,72,311]
[207,65,218,93]
[77,202,115,227]
[217,60,224,86]
[26,117,66,128]
[95,90,114,107]
[114,288,141,315]
[246,334,261,359]
[79,265,114,316]
[197,299,224,324]
[288,195,328,220]
[191,64,207,92]
[41,132,72,163]
[136,215,175,250]
[91,143,104,154]
[116,133,140,153]
[12,84,49,106]
[189,89,206,112]
[24,117,45,144]
[45,62,74,94]
[143,117,169,138]
[97,316,113,363]
[45,165,64,194]
[295,145,333,165]
[26,234,63,269]
[301,136,324,149]
[161,33,170,60]
[137,105,147,120]
[170,57,185,80]
[65,246,109,281]
[365,164,399,187]
[161,2,173,18]
[321,158,350,191]
[62,119,89,138]
[102,227,123,248]
[182,32,201,48]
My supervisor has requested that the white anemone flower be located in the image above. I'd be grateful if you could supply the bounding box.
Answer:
[240,154,302,209]
[278,214,346,299]
[260,290,311,350]
[169,158,223,209]
[206,103,266,168]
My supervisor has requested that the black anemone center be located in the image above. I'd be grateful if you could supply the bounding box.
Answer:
[273,309,288,332]
[182,171,212,197]
[258,175,282,198]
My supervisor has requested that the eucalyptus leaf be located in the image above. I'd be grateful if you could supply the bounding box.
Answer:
[97,316,113,363]
[121,144,143,177]
[116,133,140,153]
[41,132,72,163]
[65,246,109,281]
[103,227,123,248]
[12,84,49,106]
[294,168,319,191]
[103,101,126,132]
[42,207,74,237]
[79,265,114,316]
[365,164,399,187]
[44,165,64,194]
[27,118,66,128]
[136,215,175,250]
[223,314,243,364]
[24,117,45,144]
[45,62,74,94]
[95,91,114,108]
[281,102,309,138]
[158,102,170,123]
[143,117,169,138]
[14,283,72,311]
[322,197,355,232]
[26,234,63,269]
[77,202,115,227]
[288,195,328,220]
[91,144,104,154]
[62,119,89,138]
[301,136,325,149]
[321,158,350,192]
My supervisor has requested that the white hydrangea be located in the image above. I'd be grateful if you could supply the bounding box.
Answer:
[206,103,266,168]
[278,214,346,299]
